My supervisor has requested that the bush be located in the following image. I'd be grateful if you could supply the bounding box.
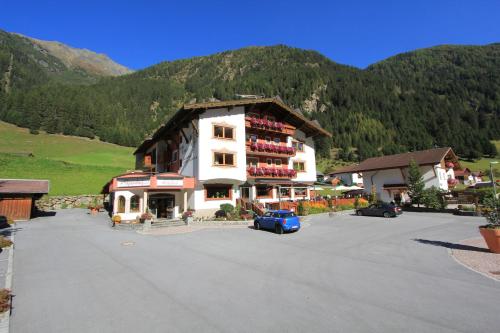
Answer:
[483,195,500,227]
[337,204,355,211]
[421,186,447,210]
[297,201,309,216]
[220,203,235,215]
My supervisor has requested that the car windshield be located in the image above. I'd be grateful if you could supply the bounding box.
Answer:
[280,212,296,218]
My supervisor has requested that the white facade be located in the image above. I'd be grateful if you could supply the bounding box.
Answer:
[129,102,322,218]
[362,163,454,203]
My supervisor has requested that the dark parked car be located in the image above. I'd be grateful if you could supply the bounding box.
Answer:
[356,203,402,218]
[254,210,301,234]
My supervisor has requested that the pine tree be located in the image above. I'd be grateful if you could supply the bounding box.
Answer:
[407,158,425,207]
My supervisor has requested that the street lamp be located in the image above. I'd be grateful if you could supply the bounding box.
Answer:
[490,161,499,200]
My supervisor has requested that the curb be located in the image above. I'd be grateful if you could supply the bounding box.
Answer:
[0,225,15,333]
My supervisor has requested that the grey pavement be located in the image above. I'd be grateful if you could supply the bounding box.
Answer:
[10,209,500,332]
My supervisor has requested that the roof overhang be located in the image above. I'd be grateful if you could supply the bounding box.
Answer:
[134,97,332,155]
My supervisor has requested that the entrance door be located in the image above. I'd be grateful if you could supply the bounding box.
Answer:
[148,194,175,219]
[241,187,250,199]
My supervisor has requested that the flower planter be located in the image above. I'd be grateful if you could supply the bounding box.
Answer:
[479,227,500,253]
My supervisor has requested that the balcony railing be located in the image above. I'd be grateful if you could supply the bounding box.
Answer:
[245,117,295,136]
[247,142,296,156]
[247,166,297,178]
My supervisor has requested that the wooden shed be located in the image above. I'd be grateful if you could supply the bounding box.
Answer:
[0,179,50,221]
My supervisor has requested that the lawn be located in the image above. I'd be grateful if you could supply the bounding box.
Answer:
[0,121,135,195]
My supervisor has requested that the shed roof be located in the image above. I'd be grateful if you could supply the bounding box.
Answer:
[0,179,49,194]
[134,97,332,154]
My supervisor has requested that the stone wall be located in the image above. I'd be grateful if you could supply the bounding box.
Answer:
[36,195,106,211]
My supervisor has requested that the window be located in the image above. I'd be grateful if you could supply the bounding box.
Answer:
[265,136,272,143]
[214,152,235,166]
[256,186,272,198]
[280,187,291,197]
[247,158,258,167]
[248,112,260,119]
[293,161,306,172]
[266,158,272,166]
[172,150,178,162]
[292,141,305,152]
[250,134,257,143]
[294,188,307,197]
[130,195,140,212]
[267,116,275,122]
[273,138,280,144]
[205,185,232,200]
[274,159,282,167]
[213,125,234,139]
[117,196,125,213]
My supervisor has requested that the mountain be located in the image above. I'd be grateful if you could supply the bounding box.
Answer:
[0,33,499,160]
[19,34,132,77]
[0,29,131,88]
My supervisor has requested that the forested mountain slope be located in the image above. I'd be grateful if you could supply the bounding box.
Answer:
[1,29,499,160]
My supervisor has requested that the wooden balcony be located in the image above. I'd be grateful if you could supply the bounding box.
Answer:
[245,117,295,136]
[246,142,296,158]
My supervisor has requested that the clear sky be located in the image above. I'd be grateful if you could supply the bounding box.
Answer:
[1,0,499,70]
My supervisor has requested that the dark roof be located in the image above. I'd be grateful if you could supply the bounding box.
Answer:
[329,165,360,176]
[342,147,456,173]
[134,97,332,154]
[0,179,49,194]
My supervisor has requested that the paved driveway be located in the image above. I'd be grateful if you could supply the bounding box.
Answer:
[10,209,500,332]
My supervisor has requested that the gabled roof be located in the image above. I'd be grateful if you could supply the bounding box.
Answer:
[329,165,361,176]
[134,97,332,154]
[0,179,49,194]
[339,147,456,173]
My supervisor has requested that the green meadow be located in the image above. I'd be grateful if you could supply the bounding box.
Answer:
[0,121,134,195]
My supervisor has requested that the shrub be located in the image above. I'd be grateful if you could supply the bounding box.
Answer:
[0,289,11,313]
[421,186,447,210]
[220,203,235,215]
[0,236,13,248]
[483,195,500,227]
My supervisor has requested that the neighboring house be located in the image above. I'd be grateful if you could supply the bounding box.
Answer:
[329,167,363,187]
[106,97,331,220]
[340,147,460,204]
[0,179,49,220]
[454,168,474,185]
[316,171,325,183]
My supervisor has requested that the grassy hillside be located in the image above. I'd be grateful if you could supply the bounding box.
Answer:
[0,121,134,195]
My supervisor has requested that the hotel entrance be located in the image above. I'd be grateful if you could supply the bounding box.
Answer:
[148,194,175,219]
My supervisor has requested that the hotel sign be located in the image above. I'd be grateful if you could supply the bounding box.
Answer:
[117,177,151,188]
[157,178,184,187]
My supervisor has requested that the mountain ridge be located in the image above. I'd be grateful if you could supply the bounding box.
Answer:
[0,30,499,160]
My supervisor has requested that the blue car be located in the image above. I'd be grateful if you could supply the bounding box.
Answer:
[254,210,301,234]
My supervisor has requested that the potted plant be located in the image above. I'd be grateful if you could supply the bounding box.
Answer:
[88,197,103,215]
[479,193,500,253]
[182,210,194,224]
[111,215,121,226]
[140,211,153,223]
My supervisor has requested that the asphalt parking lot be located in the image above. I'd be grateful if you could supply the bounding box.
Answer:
[10,209,500,332]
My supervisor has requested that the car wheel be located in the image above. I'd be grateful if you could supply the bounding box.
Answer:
[383,212,391,218]
[254,221,260,230]
[275,224,284,234]
[357,210,363,216]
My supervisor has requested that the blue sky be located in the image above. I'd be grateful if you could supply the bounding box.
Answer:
[1,0,499,70]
